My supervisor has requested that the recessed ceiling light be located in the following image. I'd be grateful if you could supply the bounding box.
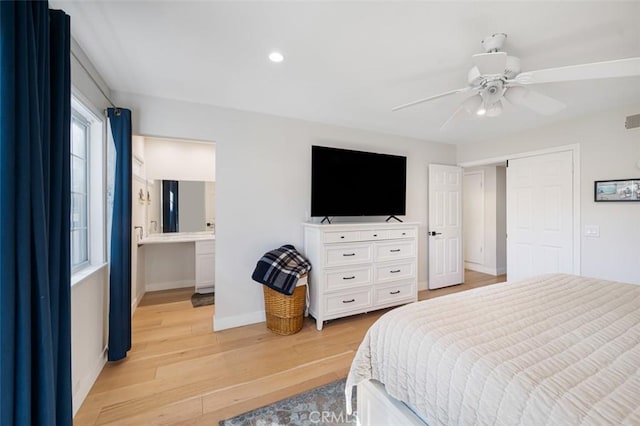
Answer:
[269,51,284,63]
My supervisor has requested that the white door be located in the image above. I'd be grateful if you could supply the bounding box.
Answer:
[507,151,573,281]
[428,164,463,289]
[463,171,484,265]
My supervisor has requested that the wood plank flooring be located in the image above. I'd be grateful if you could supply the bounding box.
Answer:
[74,270,506,425]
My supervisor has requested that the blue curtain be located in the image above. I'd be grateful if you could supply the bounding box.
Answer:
[107,108,132,361]
[0,3,72,425]
[162,180,179,232]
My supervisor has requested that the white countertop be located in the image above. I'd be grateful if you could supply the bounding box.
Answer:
[138,232,215,245]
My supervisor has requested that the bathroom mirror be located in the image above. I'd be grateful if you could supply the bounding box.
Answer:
[147,179,215,233]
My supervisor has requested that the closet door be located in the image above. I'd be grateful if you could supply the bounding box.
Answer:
[507,151,573,281]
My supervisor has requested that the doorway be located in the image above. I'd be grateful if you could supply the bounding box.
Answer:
[462,164,507,277]
[131,136,217,311]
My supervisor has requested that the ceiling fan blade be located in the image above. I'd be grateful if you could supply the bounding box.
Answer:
[439,104,468,132]
[472,52,507,75]
[514,57,640,85]
[504,86,566,115]
[392,87,470,111]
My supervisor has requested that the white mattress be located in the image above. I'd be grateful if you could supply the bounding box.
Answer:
[346,274,640,425]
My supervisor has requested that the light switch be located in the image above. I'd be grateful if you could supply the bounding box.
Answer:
[584,225,600,238]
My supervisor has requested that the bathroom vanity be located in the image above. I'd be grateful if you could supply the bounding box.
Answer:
[138,232,215,294]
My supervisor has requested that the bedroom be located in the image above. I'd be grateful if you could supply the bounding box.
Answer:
[1,1,639,424]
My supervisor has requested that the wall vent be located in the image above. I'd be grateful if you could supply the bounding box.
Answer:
[625,114,640,129]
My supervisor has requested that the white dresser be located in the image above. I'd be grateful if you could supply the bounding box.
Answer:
[303,222,419,330]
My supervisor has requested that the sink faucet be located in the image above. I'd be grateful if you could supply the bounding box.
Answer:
[134,226,143,240]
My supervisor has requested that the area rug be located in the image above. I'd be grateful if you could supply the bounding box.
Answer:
[219,378,357,426]
[191,292,214,307]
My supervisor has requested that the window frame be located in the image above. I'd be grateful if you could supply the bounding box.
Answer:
[70,93,106,283]
[70,109,91,272]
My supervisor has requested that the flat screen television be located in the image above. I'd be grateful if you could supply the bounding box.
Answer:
[311,145,407,218]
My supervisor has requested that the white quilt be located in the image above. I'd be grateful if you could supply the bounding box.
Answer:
[346,274,640,425]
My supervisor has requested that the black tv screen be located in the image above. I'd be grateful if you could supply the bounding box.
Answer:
[311,146,407,217]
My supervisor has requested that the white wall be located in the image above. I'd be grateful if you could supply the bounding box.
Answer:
[463,170,484,265]
[144,137,216,182]
[205,181,216,231]
[113,91,457,330]
[69,38,110,415]
[132,175,148,306]
[457,105,640,285]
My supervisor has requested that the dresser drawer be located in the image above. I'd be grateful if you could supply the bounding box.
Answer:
[325,288,371,315]
[324,231,360,243]
[374,240,416,262]
[375,260,416,283]
[326,266,372,291]
[374,281,415,306]
[360,230,389,241]
[387,228,417,239]
[325,243,372,267]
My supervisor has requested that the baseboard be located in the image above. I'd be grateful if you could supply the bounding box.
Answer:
[131,289,145,317]
[464,262,500,276]
[131,297,138,317]
[73,348,107,416]
[214,309,266,331]
[145,280,195,292]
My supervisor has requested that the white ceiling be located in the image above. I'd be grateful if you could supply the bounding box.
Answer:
[54,1,640,144]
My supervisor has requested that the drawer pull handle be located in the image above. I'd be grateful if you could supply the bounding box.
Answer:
[340,236,345,239]
[343,253,356,257]
[390,269,401,273]
[389,290,401,295]
[343,276,356,280]
[342,299,356,304]
[402,232,406,235]
[390,249,401,253]
[373,234,378,237]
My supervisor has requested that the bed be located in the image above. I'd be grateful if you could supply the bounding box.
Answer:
[346,274,640,425]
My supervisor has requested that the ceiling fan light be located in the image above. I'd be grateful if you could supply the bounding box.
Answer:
[476,105,487,116]
[485,100,503,117]
[463,94,483,114]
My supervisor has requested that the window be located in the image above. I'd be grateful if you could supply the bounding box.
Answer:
[70,95,105,280]
[71,111,90,269]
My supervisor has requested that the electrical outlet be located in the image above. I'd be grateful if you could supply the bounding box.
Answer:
[584,225,600,238]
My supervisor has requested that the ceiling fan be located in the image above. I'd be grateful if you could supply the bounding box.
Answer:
[392,33,640,129]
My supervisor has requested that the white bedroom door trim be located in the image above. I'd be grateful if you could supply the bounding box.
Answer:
[428,164,464,289]
[458,143,581,276]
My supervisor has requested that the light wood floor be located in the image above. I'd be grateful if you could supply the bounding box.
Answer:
[74,270,506,425]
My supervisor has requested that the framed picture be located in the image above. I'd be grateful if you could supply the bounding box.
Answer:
[594,179,640,202]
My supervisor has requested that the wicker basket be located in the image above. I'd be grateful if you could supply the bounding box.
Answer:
[263,278,307,335]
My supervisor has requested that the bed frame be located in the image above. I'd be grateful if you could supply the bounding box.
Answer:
[356,380,426,425]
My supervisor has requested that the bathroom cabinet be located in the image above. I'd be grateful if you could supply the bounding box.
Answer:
[195,240,215,294]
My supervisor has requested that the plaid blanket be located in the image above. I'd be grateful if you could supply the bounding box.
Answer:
[251,245,311,295]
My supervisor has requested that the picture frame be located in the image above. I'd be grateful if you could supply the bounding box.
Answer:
[594,179,640,202]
